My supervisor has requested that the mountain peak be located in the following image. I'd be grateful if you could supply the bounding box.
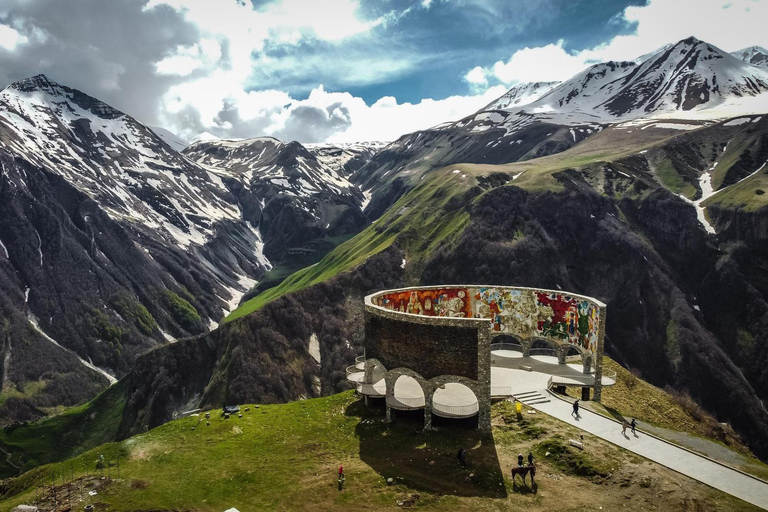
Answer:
[679,36,702,46]
[731,45,768,67]
[6,73,62,94]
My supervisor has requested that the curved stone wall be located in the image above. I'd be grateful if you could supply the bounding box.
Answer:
[367,285,606,356]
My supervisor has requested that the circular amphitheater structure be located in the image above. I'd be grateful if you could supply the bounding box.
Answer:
[350,285,608,431]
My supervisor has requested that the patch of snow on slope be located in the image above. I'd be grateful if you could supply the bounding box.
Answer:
[723,117,752,126]
[28,314,117,384]
[0,238,7,259]
[308,333,321,365]
[361,189,373,211]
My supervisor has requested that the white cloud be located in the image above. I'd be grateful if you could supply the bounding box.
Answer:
[489,40,594,84]
[155,39,222,76]
[475,0,768,86]
[0,23,27,51]
[161,78,508,143]
[465,66,487,86]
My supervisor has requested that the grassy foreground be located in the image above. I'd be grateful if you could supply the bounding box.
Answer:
[0,390,760,512]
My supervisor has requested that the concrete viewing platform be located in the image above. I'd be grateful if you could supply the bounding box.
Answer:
[349,347,615,419]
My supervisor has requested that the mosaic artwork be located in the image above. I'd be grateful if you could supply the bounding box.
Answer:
[375,287,601,353]
[376,288,471,318]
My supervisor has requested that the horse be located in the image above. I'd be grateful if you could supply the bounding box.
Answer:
[511,464,536,486]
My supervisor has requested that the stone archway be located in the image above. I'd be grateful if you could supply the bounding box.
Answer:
[384,367,429,423]
[364,358,387,384]
[427,374,489,431]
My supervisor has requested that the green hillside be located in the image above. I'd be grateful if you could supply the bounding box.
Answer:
[0,390,759,512]
[225,169,476,321]
[0,380,127,479]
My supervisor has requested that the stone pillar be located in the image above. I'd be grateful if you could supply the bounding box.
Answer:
[477,328,493,432]
[386,404,392,422]
[592,305,607,403]
[581,387,591,401]
[522,341,531,357]
[558,346,567,364]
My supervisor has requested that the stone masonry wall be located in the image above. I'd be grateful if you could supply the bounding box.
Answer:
[365,313,480,380]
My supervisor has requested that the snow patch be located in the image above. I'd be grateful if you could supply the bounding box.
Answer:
[28,314,117,384]
[0,238,7,259]
[723,117,751,127]
[308,333,321,365]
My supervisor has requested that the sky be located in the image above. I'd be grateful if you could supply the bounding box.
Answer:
[0,0,766,143]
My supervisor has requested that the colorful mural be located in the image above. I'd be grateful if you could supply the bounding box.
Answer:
[376,288,471,318]
[374,287,601,354]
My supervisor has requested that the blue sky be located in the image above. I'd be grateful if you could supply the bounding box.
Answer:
[309,0,645,104]
[0,0,766,142]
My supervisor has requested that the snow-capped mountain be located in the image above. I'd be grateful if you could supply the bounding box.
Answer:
[305,141,388,178]
[0,75,244,250]
[183,137,370,258]
[731,46,768,68]
[0,75,383,417]
[353,37,768,219]
[185,137,359,200]
[481,81,560,111]
[486,37,768,127]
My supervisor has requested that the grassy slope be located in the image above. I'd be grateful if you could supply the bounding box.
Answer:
[0,390,758,512]
[0,380,126,479]
[703,167,768,211]
[225,170,475,321]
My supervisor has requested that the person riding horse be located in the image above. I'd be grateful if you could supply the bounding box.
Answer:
[511,462,536,486]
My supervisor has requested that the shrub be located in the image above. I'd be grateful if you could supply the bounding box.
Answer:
[161,289,201,331]
[109,293,157,335]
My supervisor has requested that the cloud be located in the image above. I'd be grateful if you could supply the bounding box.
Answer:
[0,0,200,123]
[473,0,768,86]
[161,82,508,143]
[0,23,27,51]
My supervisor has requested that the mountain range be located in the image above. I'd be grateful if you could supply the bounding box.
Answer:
[2,36,768,468]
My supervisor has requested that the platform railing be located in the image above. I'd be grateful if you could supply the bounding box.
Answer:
[355,355,365,364]
[550,374,594,386]
[355,376,385,396]
[346,365,361,377]
[600,369,617,383]
[490,343,523,352]
[490,386,518,397]
[528,347,558,357]
[386,395,425,408]
[432,402,480,417]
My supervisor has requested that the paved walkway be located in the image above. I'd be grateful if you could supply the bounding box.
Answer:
[530,391,768,511]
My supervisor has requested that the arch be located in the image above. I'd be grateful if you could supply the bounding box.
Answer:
[564,345,581,358]
[526,338,560,365]
[490,334,523,350]
[430,380,480,420]
[386,372,427,411]
[364,358,387,383]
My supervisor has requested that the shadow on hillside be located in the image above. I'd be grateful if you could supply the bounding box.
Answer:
[345,398,507,499]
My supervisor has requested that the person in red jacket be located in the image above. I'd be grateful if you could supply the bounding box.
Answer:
[338,465,345,490]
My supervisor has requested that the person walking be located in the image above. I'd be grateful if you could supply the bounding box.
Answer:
[527,452,534,466]
[630,418,637,435]
[457,448,466,467]
[572,399,579,418]
[338,464,345,490]
[621,419,629,436]
[517,453,524,467]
